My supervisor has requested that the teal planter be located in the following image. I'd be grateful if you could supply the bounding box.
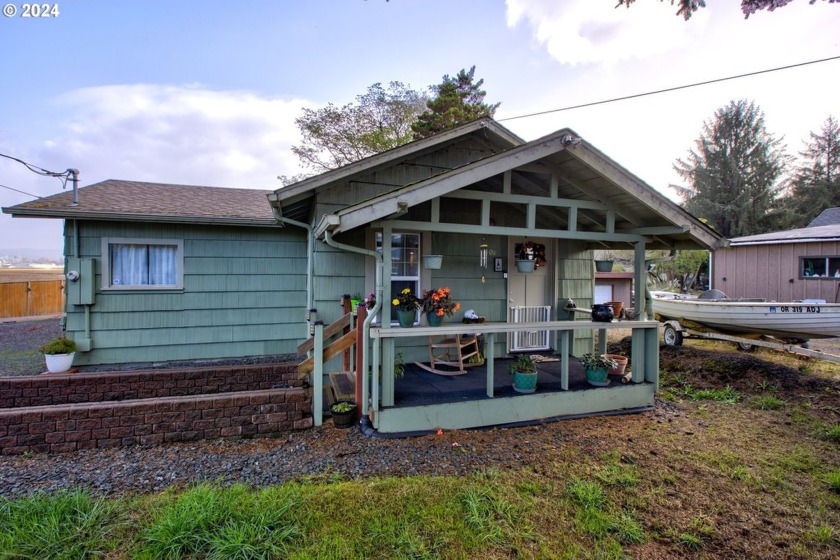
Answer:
[585,366,609,386]
[426,312,445,327]
[512,370,538,393]
[397,309,416,328]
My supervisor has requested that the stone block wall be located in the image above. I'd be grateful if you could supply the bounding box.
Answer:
[0,363,313,455]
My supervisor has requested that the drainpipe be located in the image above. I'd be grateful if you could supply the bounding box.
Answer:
[270,210,315,315]
[323,229,383,422]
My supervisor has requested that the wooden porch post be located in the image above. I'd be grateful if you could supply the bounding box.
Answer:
[313,321,324,426]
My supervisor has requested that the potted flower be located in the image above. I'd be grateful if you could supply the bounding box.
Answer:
[39,336,77,373]
[330,401,357,428]
[604,353,628,376]
[421,287,461,326]
[509,354,538,393]
[580,353,618,386]
[364,292,377,310]
[392,288,421,327]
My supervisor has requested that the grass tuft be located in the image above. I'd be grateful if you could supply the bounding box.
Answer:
[0,489,118,559]
[827,469,840,493]
[750,395,786,410]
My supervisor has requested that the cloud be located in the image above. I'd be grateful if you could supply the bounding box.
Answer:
[46,84,311,189]
[1,84,312,252]
[505,0,703,66]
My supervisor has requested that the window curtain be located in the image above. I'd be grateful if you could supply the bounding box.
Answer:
[110,244,177,286]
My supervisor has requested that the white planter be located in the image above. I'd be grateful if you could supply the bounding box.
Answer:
[44,352,75,373]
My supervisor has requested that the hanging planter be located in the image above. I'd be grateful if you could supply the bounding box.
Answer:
[515,259,536,273]
[422,255,443,269]
[594,260,614,272]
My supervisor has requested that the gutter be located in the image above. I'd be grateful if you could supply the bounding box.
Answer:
[322,227,383,422]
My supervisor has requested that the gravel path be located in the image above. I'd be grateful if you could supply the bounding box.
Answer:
[0,317,64,376]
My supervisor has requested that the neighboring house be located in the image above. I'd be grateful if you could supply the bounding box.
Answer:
[4,117,722,433]
[712,220,840,303]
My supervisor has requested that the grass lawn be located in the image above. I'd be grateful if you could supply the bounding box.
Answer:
[1,338,839,559]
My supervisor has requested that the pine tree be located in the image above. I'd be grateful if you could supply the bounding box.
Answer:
[782,116,840,227]
[673,99,789,238]
[411,66,499,140]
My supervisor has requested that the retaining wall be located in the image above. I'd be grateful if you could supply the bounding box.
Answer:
[0,363,312,455]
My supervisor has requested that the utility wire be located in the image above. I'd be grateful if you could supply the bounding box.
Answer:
[498,55,840,123]
[0,182,42,198]
[0,152,74,189]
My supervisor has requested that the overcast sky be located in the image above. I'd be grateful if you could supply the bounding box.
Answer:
[1,0,838,255]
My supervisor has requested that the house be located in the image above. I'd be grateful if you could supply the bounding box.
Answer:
[712,215,840,303]
[4,118,722,434]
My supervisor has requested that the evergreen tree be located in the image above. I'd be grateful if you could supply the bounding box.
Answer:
[781,116,840,227]
[673,99,789,238]
[411,66,499,140]
[290,82,427,174]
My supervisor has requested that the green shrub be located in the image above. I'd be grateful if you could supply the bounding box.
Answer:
[38,337,77,355]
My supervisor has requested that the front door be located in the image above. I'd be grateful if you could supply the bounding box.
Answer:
[508,238,552,351]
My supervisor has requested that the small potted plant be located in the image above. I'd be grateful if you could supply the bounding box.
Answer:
[39,336,77,373]
[509,354,538,393]
[392,288,421,327]
[421,286,460,326]
[330,401,357,429]
[581,353,618,386]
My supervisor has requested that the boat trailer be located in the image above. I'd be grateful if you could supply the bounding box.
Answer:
[660,319,840,364]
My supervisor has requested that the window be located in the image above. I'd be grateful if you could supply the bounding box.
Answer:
[102,238,184,290]
[376,232,420,324]
[801,256,840,279]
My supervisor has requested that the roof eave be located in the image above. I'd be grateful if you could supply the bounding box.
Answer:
[4,208,279,227]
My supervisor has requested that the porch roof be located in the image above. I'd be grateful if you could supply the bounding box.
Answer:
[312,126,723,251]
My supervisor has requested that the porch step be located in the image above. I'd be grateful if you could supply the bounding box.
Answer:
[329,371,356,403]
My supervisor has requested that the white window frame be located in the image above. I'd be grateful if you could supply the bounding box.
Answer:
[101,237,184,291]
[376,231,421,325]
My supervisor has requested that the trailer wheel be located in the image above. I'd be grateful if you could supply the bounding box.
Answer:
[736,341,755,352]
[663,324,683,347]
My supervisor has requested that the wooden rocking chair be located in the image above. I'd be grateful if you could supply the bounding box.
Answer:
[415,333,482,376]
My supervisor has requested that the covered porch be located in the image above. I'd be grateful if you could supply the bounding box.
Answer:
[308,319,659,434]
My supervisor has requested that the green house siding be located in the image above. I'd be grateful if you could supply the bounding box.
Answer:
[63,221,308,366]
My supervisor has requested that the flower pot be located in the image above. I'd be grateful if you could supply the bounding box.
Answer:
[591,304,614,322]
[515,259,536,273]
[422,255,443,269]
[397,309,416,328]
[512,370,538,393]
[584,366,609,386]
[331,401,357,429]
[426,311,445,327]
[44,352,74,373]
[604,354,628,376]
[606,301,623,318]
[594,260,614,272]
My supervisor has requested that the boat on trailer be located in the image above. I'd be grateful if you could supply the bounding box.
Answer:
[651,290,840,361]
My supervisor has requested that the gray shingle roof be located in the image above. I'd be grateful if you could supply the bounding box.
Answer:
[729,223,840,245]
[807,207,840,227]
[3,180,278,226]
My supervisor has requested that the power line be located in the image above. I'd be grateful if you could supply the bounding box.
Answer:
[0,152,76,190]
[0,182,42,198]
[498,55,840,123]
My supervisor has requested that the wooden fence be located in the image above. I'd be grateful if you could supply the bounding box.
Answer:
[0,280,65,319]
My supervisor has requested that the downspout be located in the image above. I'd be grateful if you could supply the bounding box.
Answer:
[270,210,315,315]
[323,228,383,425]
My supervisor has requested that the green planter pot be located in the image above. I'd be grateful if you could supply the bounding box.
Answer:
[426,311,445,327]
[584,366,610,386]
[594,260,614,272]
[512,370,538,393]
[397,309,416,328]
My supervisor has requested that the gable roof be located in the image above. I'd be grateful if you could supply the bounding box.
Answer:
[728,223,840,246]
[3,180,278,226]
[314,126,723,251]
[807,207,840,227]
[269,117,523,223]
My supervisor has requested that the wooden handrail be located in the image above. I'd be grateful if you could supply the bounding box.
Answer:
[296,312,351,355]
[297,331,357,375]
